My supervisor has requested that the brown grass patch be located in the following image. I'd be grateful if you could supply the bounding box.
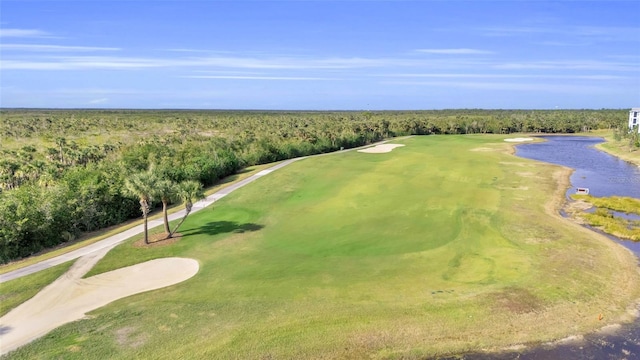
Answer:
[114,326,148,349]
[132,233,183,248]
[515,171,545,179]
[348,330,394,352]
[499,161,534,167]
[489,287,543,314]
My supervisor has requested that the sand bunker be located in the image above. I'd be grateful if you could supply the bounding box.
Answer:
[0,257,199,355]
[358,144,405,153]
[504,137,534,142]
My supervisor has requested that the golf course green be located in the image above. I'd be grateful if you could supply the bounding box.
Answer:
[5,135,640,359]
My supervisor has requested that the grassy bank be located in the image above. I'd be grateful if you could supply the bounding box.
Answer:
[590,129,640,167]
[5,135,640,359]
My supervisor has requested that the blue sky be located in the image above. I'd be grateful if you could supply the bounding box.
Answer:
[1,1,639,110]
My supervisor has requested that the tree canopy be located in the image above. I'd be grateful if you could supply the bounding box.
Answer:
[0,108,633,263]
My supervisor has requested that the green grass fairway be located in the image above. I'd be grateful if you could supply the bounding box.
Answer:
[6,135,640,359]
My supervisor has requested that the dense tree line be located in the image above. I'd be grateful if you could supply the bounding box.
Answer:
[0,108,632,263]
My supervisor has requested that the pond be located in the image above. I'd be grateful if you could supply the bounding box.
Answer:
[448,135,640,359]
[516,136,640,200]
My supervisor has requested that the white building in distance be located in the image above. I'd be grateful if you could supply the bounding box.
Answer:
[630,108,640,133]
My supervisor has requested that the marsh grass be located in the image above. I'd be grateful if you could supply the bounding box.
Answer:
[572,194,640,214]
[4,135,640,359]
[582,211,640,241]
[571,194,640,241]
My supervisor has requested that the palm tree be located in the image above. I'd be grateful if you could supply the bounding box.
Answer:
[125,171,159,244]
[169,180,205,238]
[155,179,177,237]
[55,137,67,165]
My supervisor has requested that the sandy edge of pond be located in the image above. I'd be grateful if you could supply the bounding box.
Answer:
[488,142,640,355]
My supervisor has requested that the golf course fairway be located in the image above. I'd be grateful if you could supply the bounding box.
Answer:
[5,135,640,359]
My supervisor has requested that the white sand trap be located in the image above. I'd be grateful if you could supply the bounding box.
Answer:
[0,257,199,355]
[358,143,405,153]
[504,137,534,142]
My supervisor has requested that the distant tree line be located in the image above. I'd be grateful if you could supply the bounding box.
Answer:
[0,108,631,263]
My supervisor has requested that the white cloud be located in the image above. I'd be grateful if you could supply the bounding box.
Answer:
[0,57,165,70]
[479,25,640,42]
[382,80,602,93]
[1,51,636,81]
[89,98,108,104]
[416,48,494,55]
[54,88,145,95]
[534,41,588,47]
[184,75,340,81]
[493,60,638,72]
[163,48,234,54]
[0,55,401,71]
[1,44,121,52]
[0,28,51,38]
[380,73,625,80]
[479,26,552,37]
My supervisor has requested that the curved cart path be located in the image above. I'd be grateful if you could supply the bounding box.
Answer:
[0,137,409,283]
[0,155,306,355]
[0,138,409,354]
[0,157,300,284]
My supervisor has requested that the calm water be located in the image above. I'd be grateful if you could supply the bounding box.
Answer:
[516,136,640,200]
[448,136,640,360]
[517,136,640,258]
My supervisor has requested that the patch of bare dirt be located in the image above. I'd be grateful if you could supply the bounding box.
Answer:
[545,167,572,219]
[489,287,543,314]
[115,326,148,349]
[340,330,398,358]
[133,233,183,248]
[515,171,545,179]
[499,161,533,167]
[562,199,593,221]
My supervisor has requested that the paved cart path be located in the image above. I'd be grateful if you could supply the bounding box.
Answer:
[0,138,412,355]
[0,157,301,284]
[0,137,410,283]
[0,158,302,355]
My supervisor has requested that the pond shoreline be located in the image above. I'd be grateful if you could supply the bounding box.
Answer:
[464,134,640,359]
[446,135,640,359]
[594,142,640,168]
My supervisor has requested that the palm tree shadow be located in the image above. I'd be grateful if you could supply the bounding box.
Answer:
[182,221,263,237]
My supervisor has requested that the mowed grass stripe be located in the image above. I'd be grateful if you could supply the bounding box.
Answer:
[7,135,640,359]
